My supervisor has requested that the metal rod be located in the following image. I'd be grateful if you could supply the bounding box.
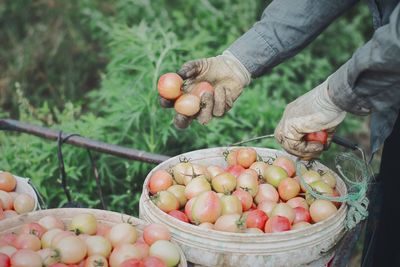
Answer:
[0,119,170,164]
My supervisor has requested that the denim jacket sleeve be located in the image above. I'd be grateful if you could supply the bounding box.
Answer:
[227,0,358,77]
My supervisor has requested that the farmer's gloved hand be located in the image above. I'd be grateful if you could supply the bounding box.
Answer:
[274,79,346,160]
[160,51,251,129]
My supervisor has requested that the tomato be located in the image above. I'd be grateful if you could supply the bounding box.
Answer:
[142,256,167,267]
[293,207,311,224]
[220,195,243,215]
[172,162,195,185]
[264,166,288,188]
[309,181,334,196]
[0,253,10,267]
[191,164,211,182]
[41,228,63,249]
[38,216,65,231]
[14,234,41,251]
[184,177,211,199]
[174,94,201,116]
[51,231,75,248]
[13,193,35,214]
[191,191,222,224]
[1,232,17,246]
[107,223,138,248]
[309,199,337,223]
[206,165,224,179]
[70,213,97,235]
[184,197,196,223]
[191,81,214,98]
[0,246,17,258]
[11,249,42,267]
[249,162,269,181]
[0,172,16,192]
[244,210,268,231]
[286,197,309,210]
[257,200,277,217]
[236,171,259,198]
[254,184,279,204]
[167,185,187,208]
[152,191,179,213]
[273,156,296,177]
[271,203,295,223]
[214,214,245,233]
[226,165,245,178]
[264,216,291,233]
[120,259,144,267]
[96,223,111,237]
[225,149,238,166]
[299,170,321,192]
[148,170,173,195]
[168,210,189,223]
[320,171,337,188]
[85,235,112,258]
[83,255,108,267]
[278,178,300,201]
[236,148,257,168]
[134,242,150,259]
[20,222,46,238]
[55,236,87,264]
[0,190,13,210]
[211,172,236,194]
[109,244,142,267]
[37,248,60,266]
[149,240,180,267]
[305,130,328,145]
[157,73,183,100]
[143,224,171,246]
[291,221,312,230]
[232,189,253,211]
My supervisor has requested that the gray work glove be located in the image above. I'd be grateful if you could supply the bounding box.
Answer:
[274,79,346,160]
[160,51,251,129]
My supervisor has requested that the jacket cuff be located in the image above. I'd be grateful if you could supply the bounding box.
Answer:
[227,28,277,78]
[328,63,371,115]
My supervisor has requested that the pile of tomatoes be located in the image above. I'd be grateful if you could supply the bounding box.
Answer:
[0,213,181,267]
[148,147,341,234]
[0,172,36,220]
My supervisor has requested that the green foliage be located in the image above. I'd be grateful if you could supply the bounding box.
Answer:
[0,0,372,216]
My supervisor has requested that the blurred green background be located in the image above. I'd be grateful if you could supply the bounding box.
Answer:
[1,1,374,263]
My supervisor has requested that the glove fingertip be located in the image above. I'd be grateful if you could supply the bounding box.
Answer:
[159,96,175,108]
[174,113,192,130]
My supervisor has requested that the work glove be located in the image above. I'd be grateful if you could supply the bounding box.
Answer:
[160,51,251,129]
[274,79,346,160]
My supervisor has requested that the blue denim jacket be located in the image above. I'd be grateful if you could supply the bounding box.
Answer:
[228,0,400,153]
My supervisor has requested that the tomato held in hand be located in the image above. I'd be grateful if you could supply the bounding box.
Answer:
[157,73,183,100]
[305,130,328,145]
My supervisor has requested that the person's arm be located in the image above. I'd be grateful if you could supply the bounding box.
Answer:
[228,0,358,77]
[328,2,400,115]
[275,3,400,159]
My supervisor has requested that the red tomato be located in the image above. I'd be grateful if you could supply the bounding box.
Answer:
[157,73,183,100]
[174,94,201,116]
[305,130,328,145]
[184,197,196,223]
[225,165,245,178]
[0,253,10,267]
[20,223,46,238]
[168,210,189,223]
[277,178,300,201]
[191,191,222,224]
[148,170,173,195]
[142,256,167,267]
[225,149,238,166]
[191,82,214,98]
[245,210,268,231]
[264,216,291,233]
[143,224,171,246]
[232,189,253,211]
[293,207,312,224]
[121,259,145,267]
